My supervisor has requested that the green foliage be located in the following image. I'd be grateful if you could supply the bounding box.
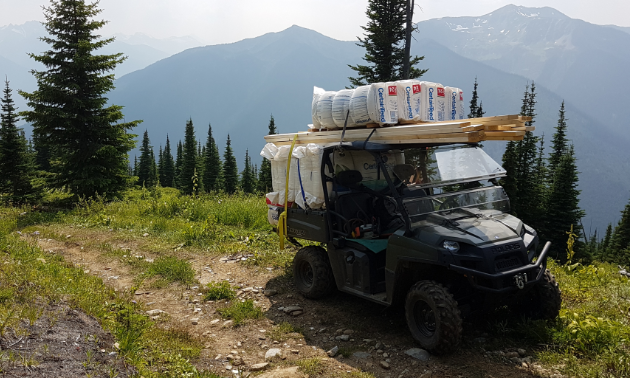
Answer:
[202,124,222,192]
[349,0,427,86]
[0,79,38,204]
[138,130,157,187]
[217,299,264,325]
[468,77,481,118]
[296,358,325,376]
[267,321,303,341]
[258,115,276,193]
[159,135,176,188]
[19,0,140,199]
[548,101,569,178]
[609,198,630,264]
[222,135,239,194]
[112,302,149,356]
[145,256,195,285]
[179,119,199,195]
[175,140,183,189]
[203,281,235,301]
[240,149,256,194]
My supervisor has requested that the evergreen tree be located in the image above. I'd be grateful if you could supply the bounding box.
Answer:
[202,124,223,192]
[161,135,175,187]
[545,146,586,262]
[468,77,480,118]
[258,115,277,192]
[241,150,255,194]
[222,135,239,194]
[500,141,519,207]
[0,79,37,203]
[157,145,164,184]
[175,140,183,189]
[349,0,426,86]
[548,101,569,180]
[475,101,486,118]
[610,198,630,262]
[137,130,157,187]
[601,223,613,261]
[19,0,140,199]
[180,119,198,195]
[133,156,138,177]
[32,132,51,171]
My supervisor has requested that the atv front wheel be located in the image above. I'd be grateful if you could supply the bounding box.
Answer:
[517,269,562,320]
[405,281,462,354]
[293,246,335,299]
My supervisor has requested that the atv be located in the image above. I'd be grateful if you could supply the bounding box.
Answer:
[278,141,561,353]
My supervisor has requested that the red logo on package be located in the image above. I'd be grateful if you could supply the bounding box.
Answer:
[413,84,421,94]
[459,91,463,101]
[388,86,397,96]
[437,87,445,97]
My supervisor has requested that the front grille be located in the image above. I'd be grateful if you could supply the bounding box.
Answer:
[495,256,520,271]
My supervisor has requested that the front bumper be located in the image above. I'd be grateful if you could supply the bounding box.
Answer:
[448,241,551,293]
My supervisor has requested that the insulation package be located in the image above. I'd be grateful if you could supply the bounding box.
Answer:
[396,80,422,123]
[367,82,399,126]
[311,86,325,129]
[445,87,465,121]
[419,82,446,122]
[316,91,338,129]
[332,89,356,128]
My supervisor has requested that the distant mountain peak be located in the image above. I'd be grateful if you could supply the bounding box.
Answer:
[485,4,569,20]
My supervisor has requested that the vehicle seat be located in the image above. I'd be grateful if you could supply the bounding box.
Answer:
[335,192,373,233]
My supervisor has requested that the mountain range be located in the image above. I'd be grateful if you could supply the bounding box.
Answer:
[1,5,628,234]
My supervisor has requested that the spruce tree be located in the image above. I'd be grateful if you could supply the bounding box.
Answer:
[19,0,140,199]
[468,77,480,118]
[545,145,586,261]
[601,223,613,261]
[258,115,276,192]
[222,135,239,194]
[180,119,198,195]
[137,130,157,187]
[349,0,426,86]
[500,141,519,207]
[203,124,222,192]
[157,145,164,184]
[610,198,630,263]
[175,140,183,189]
[548,101,569,180]
[0,79,37,203]
[241,150,255,194]
[475,101,486,118]
[133,156,138,177]
[161,135,175,187]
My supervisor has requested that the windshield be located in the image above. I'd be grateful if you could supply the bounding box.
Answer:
[392,146,506,189]
[403,186,510,222]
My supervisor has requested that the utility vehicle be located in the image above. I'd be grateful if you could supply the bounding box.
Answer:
[278,142,561,353]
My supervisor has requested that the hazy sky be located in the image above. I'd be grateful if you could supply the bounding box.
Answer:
[2,0,629,43]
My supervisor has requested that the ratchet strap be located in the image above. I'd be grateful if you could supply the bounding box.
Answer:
[277,134,298,249]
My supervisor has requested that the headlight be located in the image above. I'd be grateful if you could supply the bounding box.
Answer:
[443,240,460,252]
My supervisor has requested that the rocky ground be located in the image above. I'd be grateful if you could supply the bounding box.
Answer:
[8,229,568,378]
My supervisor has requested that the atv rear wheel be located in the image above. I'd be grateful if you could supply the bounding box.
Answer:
[293,246,335,299]
[405,281,462,354]
[517,269,562,320]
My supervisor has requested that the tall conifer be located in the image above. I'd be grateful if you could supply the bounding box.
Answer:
[601,223,613,261]
[610,199,630,263]
[468,78,480,118]
[222,135,239,194]
[349,0,426,86]
[548,101,569,180]
[203,124,222,192]
[175,141,183,189]
[20,0,140,199]
[137,130,157,187]
[0,79,37,203]
[241,150,255,194]
[258,115,276,192]
[180,119,198,195]
[161,135,175,187]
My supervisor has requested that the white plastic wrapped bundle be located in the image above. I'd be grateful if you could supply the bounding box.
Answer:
[396,80,422,122]
[260,143,278,161]
[311,86,325,129]
[349,85,372,126]
[445,87,465,120]
[367,82,398,125]
[274,145,300,204]
[332,89,356,128]
[419,82,446,122]
[316,91,337,129]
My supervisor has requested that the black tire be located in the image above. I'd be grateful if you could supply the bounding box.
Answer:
[405,281,462,354]
[517,269,562,320]
[293,246,335,299]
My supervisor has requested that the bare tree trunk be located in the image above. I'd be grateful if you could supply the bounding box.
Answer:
[403,0,414,79]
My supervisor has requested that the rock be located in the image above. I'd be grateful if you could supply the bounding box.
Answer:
[291,310,303,316]
[225,364,232,370]
[505,351,520,358]
[191,318,199,325]
[336,335,350,341]
[380,361,390,369]
[113,342,119,349]
[521,356,532,364]
[382,352,389,358]
[143,233,149,237]
[335,328,344,335]
[283,306,303,316]
[419,370,433,378]
[291,349,299,354]
[327,346,339,357]
[265,348,282,360]
[146,309,165,316]
[257,366,307,378]
[517,348,527,357]
[222,320,234,327]
[375,342,382,349]
[264,289,278,297]
[405,348,430,362]
[343,329,354,335]
[352,351,371,359]
[232,356,244,366]
[250,362,269,371]
[210,319,220,325]
[510,356,520,363]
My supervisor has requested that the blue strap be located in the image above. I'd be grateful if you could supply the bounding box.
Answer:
[297,158,307,207]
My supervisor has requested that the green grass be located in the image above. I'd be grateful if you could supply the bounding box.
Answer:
[267,321,303,341]
[145,256,196,285]
[203,281,235,301]
[296,357,325,376]
[216,299,264,326]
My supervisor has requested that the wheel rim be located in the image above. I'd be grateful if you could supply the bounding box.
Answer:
[413,299,437,338]
[298,261,314,288]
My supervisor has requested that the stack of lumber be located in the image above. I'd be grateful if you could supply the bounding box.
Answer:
[265,115,533,146]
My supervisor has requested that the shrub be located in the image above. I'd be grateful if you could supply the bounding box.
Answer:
[217,300,263,325]
[203,281,235,301]
[145,256,195,285]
